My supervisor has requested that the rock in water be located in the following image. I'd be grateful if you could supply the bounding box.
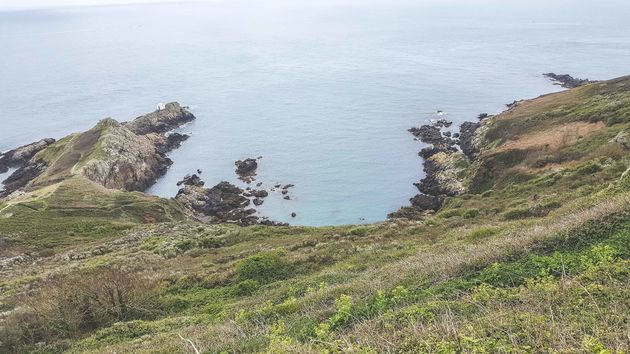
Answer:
[0,160,48,198]
[0,138,55,173]
[235,158,258,182]
[176,181,258,225]
[125,102,196,135]
[176,174,204,187]
[543,73,593,88]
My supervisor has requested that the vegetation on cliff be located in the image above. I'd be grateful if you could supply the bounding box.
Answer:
[1,77,629,353]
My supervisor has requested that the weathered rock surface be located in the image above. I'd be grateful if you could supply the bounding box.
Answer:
[415,151,467,197]
[176,174,204,187]
[151,132,190,155]
[0,138,55,173]
[391,114,482,219]
[543,73,593,88]
[611,128,630,149]
[459,121,481,160]
[0,160,48,198]
[79,119,173,191]
[176,181,257,225]
[125,102,196,135]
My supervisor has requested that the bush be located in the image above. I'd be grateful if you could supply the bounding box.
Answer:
[462,208,480,219]
[0,268,159,351]
[235,250,288,283]
[347,226,376,236]
[175,239,193,251]
[503,207,531,220]
[231,279,260,296]
[198,236,223,249]
[572,161,602,176]
[467,227,500,242]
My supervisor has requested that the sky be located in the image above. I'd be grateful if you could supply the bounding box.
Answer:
[0,0,198,11]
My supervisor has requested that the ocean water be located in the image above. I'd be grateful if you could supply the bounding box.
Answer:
[1,0,630,226]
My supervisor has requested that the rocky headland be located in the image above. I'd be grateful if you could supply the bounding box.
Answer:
[0,102,195,197]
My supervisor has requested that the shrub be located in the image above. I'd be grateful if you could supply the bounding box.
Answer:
[573,161,602,176]
[235,250,288,283]
[231,279,260,296]
[467,227,500,242]
[347,226,376,236]
[503,207,531,220]
[198,236,223,249]
[462,208,480,219]
[175,239,193,252]
[0,268,159,351]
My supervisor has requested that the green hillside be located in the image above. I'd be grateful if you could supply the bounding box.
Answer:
[1,77,629,353]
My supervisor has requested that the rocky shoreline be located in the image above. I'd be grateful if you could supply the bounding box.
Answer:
[389,114,485,219]
[543,73,594,88]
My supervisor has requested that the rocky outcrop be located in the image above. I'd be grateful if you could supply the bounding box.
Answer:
[0,138,55,173]
[391,115,482,219]
[176,174,204,187]
[176,181,257,225]
[174,175,285,226]
[235,158,258,183]
[459,121,481,160]
[0,160,48,198]
[152,132,190,155]
[543,73,593,88]
[414,152,467,197]
[125,102,195,135]
[79,119,173,191]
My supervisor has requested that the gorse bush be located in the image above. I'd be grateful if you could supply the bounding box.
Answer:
[235,250,288,283]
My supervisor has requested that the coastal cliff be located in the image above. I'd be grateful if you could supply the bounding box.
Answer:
[0,77,629,353]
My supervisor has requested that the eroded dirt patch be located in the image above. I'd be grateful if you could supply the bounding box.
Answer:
[493,121,605,153]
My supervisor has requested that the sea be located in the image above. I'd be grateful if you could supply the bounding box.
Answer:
[1,0,629,225]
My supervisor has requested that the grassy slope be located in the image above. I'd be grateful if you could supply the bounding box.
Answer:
[0,77,629,353]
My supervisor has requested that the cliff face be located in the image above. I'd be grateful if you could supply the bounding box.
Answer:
[0,102,195,197]
[78,119,173,191]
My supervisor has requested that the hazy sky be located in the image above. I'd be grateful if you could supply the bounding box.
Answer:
[0,0,198,11]
[2,0,628,12]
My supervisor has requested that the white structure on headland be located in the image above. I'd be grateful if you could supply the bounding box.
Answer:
[156,102,166,111]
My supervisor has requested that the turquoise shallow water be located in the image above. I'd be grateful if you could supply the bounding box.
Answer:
[1,0,630,226]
